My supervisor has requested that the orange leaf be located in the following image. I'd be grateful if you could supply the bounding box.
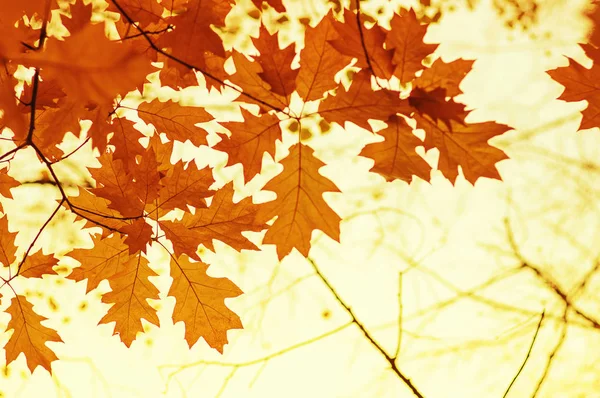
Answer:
[329,9,395,80]
[413,58,474,97]
[213,109,282,183]
[408,87,467,129]
[252,25,298,98]
[257,144,341,259]
[161,183,267,259]
[68,234,133,293]
[230,51,290,112]
[99,253,160,347]
[137,99,213,146]
[296,11,352,102]
[416,113,509,184]
[385,8,437,84]
[155,161,215,214]
[360,115,431,182]
[547,46,600,130]
[168,254,242,352]
[16,24,154,105]
[319,70,410,131]
[120,219,153,254]
[18,252,59,278]
[5,295,63,373]
[0,215,17,267]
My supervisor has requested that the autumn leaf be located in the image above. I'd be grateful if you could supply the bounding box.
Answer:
[415,113,509,183]
[319,70,411,131]
[257,143,341,259]
[296,11,352,102]
[408,87,467,129]
[252,25,298,98]
[213,109,282,183]
[14,24,154,105]
[67,234,135,293]
[168,254,243,352]
[4,295,63,373]
[0,215,17,267]
[160,183,267,260]
[360,114,431,182]
[329,9,395,80]
[136,99,214,147]
[154,161,215,214]
[98,253,160,347]
[18,251,59,278]
[413,57,474,97]
[547,45,600,130]
[385,8,438,84]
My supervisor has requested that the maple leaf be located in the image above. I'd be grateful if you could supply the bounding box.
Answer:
[257,143,341,259]
[62,0,94,36]
[213,109,282,183]
[415,113,509,183]
[547,45,600,130]
[136,99,213,147]
[318,70,411,131]
[385,8,438,84]
[360,114,431,182]
[108,118,147,173]
[160,183,267,260]
[296,12,352,102]
[168,254,242,352]
[328,9,395,80]
[4,295,63,373]
[98,253,160,347]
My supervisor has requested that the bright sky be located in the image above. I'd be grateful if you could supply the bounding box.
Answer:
[2,0,600,397]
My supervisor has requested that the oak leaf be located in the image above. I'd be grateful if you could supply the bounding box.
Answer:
[415,113,509,183]
[213,109,282,183]
[160,183,267,260]
[4,295,63,373]
[360,115,431,182]
[257,143,341,259]
[296,12,352,102]
[98,253,160,347]
[385,8,438,84]
[319,70,411,131]
[168,254,243,352]
[15,24,154,106]
[137,99,213,147]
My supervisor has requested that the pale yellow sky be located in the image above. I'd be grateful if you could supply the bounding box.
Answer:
[2,0,600,397]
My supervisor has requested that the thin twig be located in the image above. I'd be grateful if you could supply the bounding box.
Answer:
[502,310,545,398]
[306,257,425,398]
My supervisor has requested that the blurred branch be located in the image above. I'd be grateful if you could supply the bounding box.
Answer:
[306,257,425,398]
